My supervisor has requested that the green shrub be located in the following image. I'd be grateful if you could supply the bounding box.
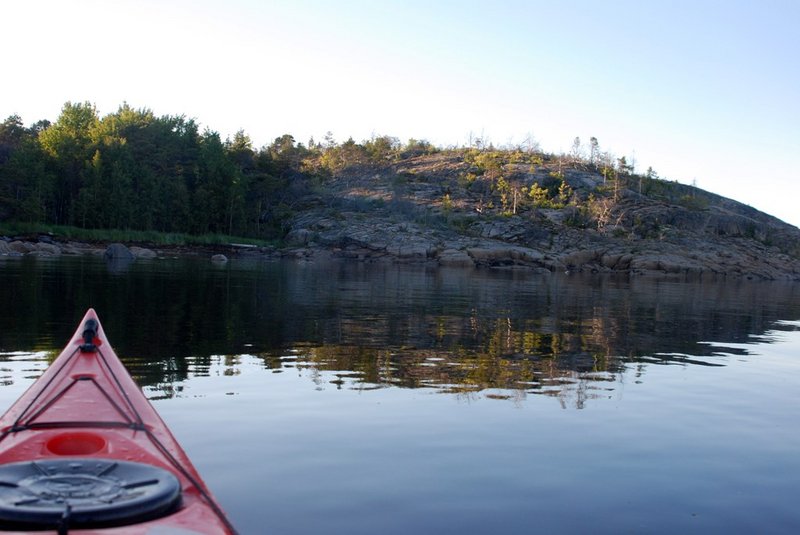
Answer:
[678,195,708,211]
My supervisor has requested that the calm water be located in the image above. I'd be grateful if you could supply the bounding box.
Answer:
[1,254,799,533]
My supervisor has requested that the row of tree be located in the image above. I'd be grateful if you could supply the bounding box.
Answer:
[0,102,440,238]
[0,102,260,236]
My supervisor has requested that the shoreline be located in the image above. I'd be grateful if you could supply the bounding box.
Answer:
[2,235,798,282]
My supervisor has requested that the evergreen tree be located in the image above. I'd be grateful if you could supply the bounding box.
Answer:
[38,102,99,224]
[0,117,54,222]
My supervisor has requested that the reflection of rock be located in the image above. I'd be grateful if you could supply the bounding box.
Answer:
[105,256,134,274]
[104,243,135,261]
[267,263,800,407]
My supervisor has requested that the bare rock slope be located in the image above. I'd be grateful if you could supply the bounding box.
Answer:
[285,152,800,280]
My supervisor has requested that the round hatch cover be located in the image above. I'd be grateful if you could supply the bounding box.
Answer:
[0,458,181,528]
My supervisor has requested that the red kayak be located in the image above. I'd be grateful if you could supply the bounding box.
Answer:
[0,309,236,533]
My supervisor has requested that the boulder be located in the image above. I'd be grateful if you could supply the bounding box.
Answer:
[629,253,706,275]
[285,229,314,246]
[211,254,228,263]
[8,241,35,254]
[437,249,475,268]
[61,242,95,255]
[104,243,134,261]
[600,253,633,270]
[388,244,429,259]
[130,246,157,259]
[561,249,599,267]
[508,246,544,264]
[466,245,544,267]
[35,243,62,255]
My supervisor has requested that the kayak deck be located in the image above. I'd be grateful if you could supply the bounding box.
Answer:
[0,309,236,534]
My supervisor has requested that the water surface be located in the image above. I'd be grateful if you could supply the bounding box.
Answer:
[0,255,798,533]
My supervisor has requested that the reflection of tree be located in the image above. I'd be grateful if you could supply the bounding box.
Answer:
[4,258,800,408]
[244,343,629,408]
[245,288,800,408]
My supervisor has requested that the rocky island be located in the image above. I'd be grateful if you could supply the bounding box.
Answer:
[2,105,799,280]
[280,150,800,280]
[4,148,800,281]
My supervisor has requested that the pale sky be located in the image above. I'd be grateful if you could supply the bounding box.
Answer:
[4,0,799,226]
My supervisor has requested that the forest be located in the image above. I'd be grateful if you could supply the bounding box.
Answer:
[0,101,445,240]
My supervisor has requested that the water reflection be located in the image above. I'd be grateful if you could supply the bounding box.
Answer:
[1,256,799,408]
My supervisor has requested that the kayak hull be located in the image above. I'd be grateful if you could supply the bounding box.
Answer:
[0,309,235,534]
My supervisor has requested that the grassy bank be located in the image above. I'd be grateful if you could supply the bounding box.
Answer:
[0,222,273,248]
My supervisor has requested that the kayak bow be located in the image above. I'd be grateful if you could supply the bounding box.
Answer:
[0,309,236,534]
